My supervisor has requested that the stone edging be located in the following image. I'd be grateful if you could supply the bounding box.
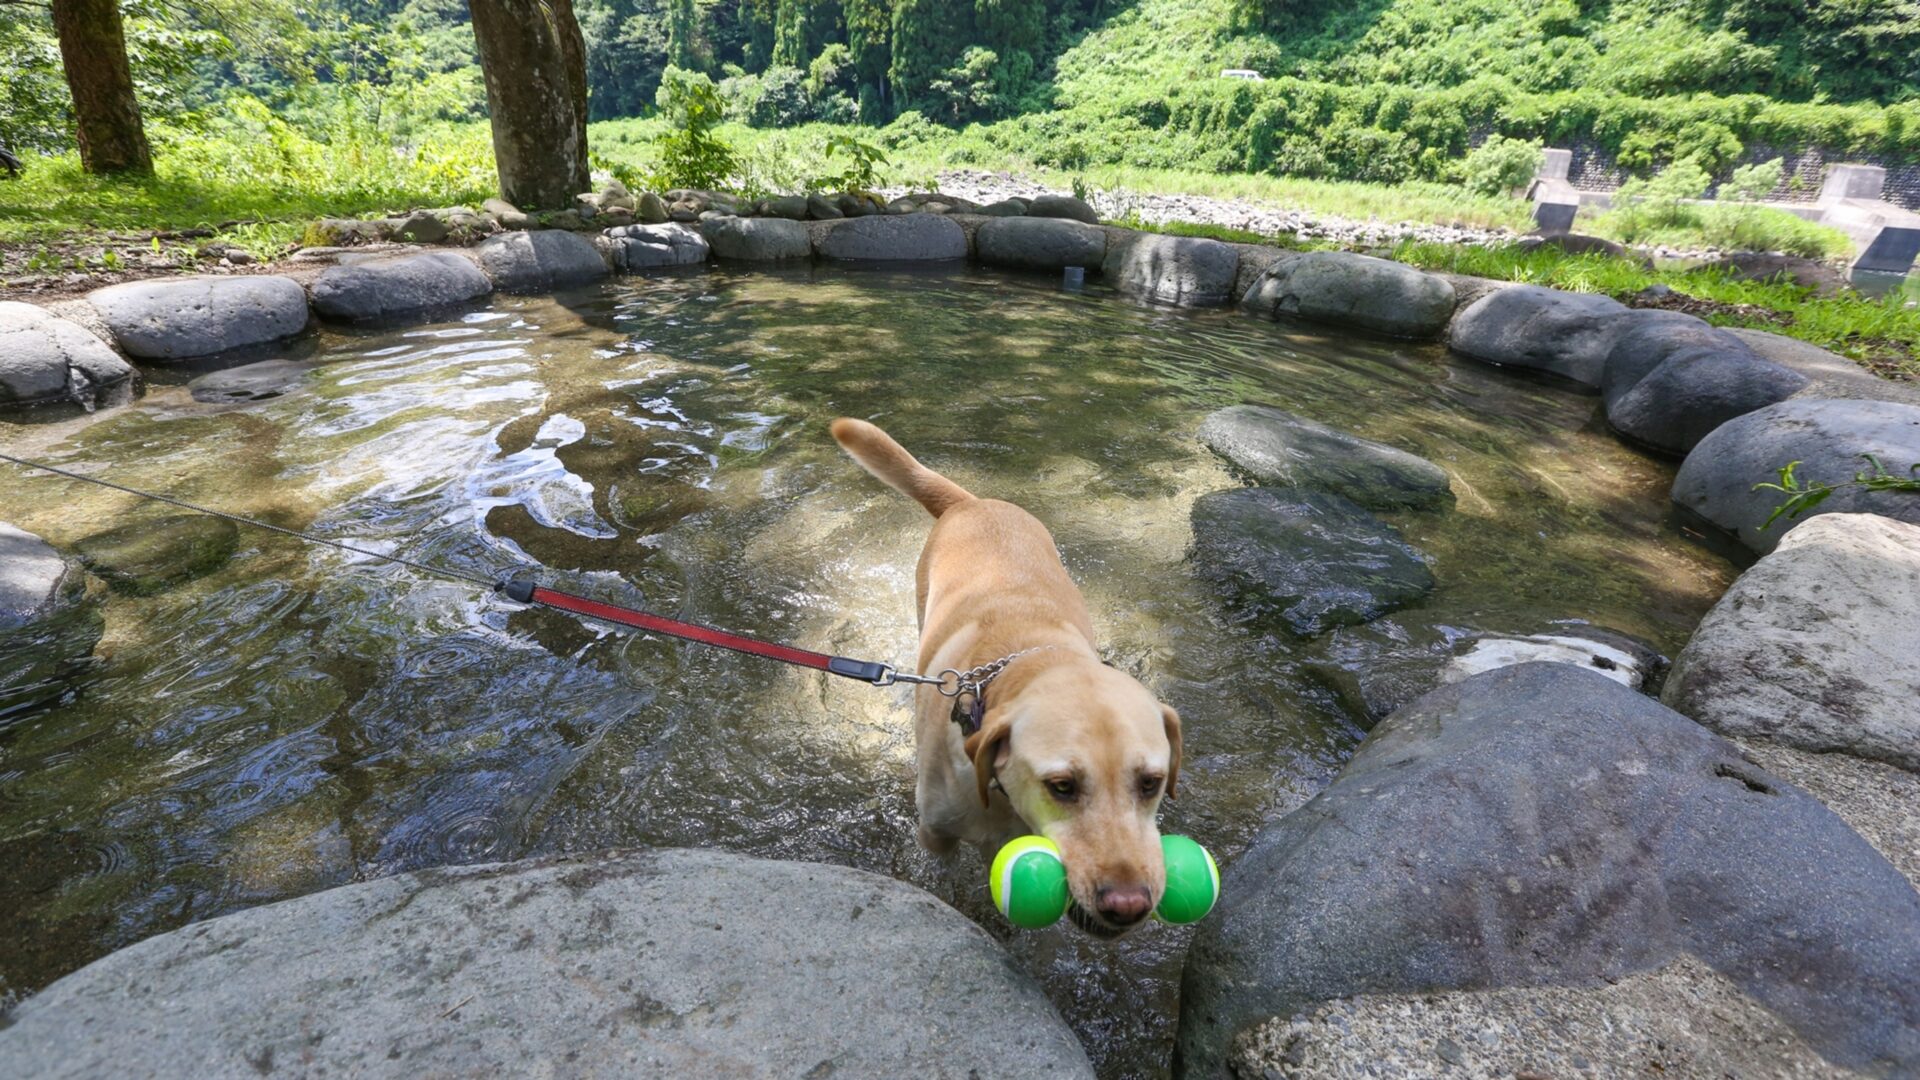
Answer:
[4,206,1918,555]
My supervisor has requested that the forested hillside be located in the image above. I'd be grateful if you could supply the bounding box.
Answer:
[5,0,1918,186]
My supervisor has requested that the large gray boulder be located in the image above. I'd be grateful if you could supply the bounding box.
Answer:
[1725,327,1920,407]
[1198,405,1451,511]
[1190,487,1434,636]
[475,229,609,292]
[0,301,135,409]
[1600,310,1753,410]
[975,216,1107,271]
[1175,663,1920,1078]
[0,848,1093,1080]
[1670,398,1920,553]
[310,251,493,322]
[604,222,711,271]
[1608,347,1808,455]
[87,275,309,360]
[816,213,967,261]
[1104,232,1239,308]
[1239,252,1457,339]
[1026,194,1100,224]
[0,522,102,716]
[700,215,813,261]
[1665,513,1920,772]
[1447,284,1628,388]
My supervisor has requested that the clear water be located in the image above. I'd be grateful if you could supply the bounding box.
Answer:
[0,265,1735,1076]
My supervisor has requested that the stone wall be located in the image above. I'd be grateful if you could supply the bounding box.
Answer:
[1561,140,1920,210]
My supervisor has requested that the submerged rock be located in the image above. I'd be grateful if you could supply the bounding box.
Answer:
[1665,513,1920,772]
[0,522,103,716]
[186,359,318,404]
[87,275,310,360]
[1198,404,1451,511]
[73,515,240,596]
[1447,283,1628,388]
[975,216,1106,271]
[1308,619,1665,729]
[1670,397,1920,553]
[700,215,812,261]
[1104,232,1239,308]
[1175,663,1920,1078]
[1239,251,1457,339]
[1190,487,1434,636]
[475,230,609,292]
[816,213,967,261]
[0,848,1093,1079]
[310,251,493,322]
[0,301,135,410]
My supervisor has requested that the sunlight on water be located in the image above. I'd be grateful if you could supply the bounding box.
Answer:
[0,264,1734,1077]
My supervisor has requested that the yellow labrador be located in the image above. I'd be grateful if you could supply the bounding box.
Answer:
[832,418,1182,937]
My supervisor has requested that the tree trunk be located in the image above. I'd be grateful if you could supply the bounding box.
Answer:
[50,0,153,175]
[469,0,591,211]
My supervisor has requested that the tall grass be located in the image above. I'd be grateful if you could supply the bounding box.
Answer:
[0,95,496,258]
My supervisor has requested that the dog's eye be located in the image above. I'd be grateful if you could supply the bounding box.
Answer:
[1138,775,1163,800]
[1046,778,1078,802]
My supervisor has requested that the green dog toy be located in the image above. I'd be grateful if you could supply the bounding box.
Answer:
[989,833,1220,929]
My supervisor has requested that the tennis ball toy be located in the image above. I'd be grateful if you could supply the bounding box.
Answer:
[1154,834,1220,924]
[990,835,1069,928]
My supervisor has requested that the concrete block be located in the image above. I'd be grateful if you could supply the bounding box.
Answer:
[1819,164,1886,204]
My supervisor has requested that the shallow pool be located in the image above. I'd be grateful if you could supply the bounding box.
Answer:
[0,264,1735,1076]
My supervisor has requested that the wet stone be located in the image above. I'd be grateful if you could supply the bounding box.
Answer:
[1190,487,1435,636]
[0,848,1094,1080]
[0,522,102,716]
[186,359,318,404]
[73,514,240,596]
[1198,405,1452,511]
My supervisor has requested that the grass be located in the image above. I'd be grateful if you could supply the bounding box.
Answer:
[0,112,496,268]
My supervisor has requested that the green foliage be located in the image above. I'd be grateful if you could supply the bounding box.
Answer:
[1754,456,1920,529]
[1586,156,1851,258]
[809,131,889,191]
[1459,135,1543,196]
[652,67,741,188]
[1721,157,1785,202]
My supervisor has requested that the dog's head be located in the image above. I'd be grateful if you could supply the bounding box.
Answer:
[965,662,1182,938]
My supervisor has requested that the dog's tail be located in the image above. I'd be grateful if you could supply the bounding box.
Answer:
[830,418,975,518]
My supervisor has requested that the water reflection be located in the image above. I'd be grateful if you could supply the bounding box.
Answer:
[0,266,1733,1077]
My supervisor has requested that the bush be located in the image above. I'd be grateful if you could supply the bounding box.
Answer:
[1460,135,1544,196]
[1720,157,1784,202]
[652,67,740,189]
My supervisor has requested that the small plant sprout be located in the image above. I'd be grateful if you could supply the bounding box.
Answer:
[1753,455,1920,529]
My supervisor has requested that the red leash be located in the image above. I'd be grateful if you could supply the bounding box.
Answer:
[0,452,942,691]
[497,578,930,687]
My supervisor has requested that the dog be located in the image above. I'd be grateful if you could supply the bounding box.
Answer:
[831,418,1182,937]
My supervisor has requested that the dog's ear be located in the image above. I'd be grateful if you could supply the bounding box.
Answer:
[1160,704,1182,799]
[964,708,1014,808]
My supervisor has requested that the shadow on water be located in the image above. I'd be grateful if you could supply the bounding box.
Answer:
[0,266,1735,1077]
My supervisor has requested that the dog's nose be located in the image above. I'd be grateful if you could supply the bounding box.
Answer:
[1095,884,1153,925]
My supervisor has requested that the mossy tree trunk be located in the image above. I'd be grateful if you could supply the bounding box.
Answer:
[49,0,153,175]
[469,0,591,211]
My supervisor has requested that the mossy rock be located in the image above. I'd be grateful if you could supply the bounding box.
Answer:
[74,515,241,596]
